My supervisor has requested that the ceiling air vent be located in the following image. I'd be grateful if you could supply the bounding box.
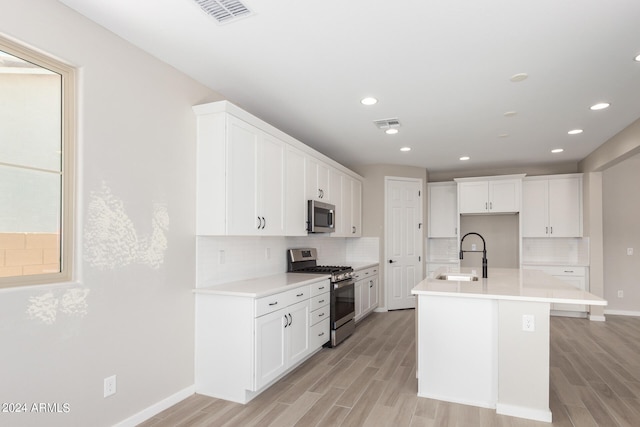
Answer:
[194,0,252,24]
[373,118,401,130]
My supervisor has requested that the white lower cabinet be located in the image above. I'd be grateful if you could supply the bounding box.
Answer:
[354,265,379,322]
[195,278,330,404]
[255,299,310,390]
[523,265,588,315]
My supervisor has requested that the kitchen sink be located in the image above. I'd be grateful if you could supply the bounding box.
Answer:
[435,273,479,282]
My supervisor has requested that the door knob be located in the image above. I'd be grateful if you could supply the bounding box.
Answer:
[389,259,396,264]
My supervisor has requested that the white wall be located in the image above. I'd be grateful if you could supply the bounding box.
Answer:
[0,0,222,425]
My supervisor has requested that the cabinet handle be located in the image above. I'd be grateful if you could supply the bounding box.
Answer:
[550,226,553,234]
[564,270,574,273]
[318,332,325,337]
[269,302,278,306]
[318,286,325,290]
[490,202,493,210]
[546,226,549,234]
[288,313,292,325]
[319,312,325,317]
[370,281,373,288]
[257,217,262,229]
[296,293,304,297]
[352,226,356,234]
[319,299,325,304]
[284,314,288,328]
[319,189,323,198]
[485,202,488,210]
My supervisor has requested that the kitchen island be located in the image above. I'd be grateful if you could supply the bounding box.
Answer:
[411,267,606,422]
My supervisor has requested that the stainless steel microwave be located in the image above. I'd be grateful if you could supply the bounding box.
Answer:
[307,200,335,233]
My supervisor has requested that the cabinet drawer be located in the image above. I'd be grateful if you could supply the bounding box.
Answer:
[310,293,330,311]
[310,279,331,297]
[310,318,330,348]
[255,285,310,317]
[526,266,586,277]
[353,266,378,281]
[310,306,330,325]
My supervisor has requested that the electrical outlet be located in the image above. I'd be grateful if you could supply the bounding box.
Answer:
[522,314,535,332]
[104,375,117,398]
[618,290,624,298]
[471,243,477,251]
[627,248,634,256]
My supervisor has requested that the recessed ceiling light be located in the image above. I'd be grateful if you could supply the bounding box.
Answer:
[460,156,470,161]
[510,73,528,82]
[361,97,378,106]
[590,102,610,111]
[551,148,564,153]
[385,128,399,135]
[634,54,640,62]
[400,147,411,152]
[498,133,509,138]
[503,111,517,117]
[568,129,583,135]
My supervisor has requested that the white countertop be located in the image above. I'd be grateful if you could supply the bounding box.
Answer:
[411,267,607,306]
[194,273,330,298]
[350,261,379,271]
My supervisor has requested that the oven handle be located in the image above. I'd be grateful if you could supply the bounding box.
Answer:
[333,278,355,289]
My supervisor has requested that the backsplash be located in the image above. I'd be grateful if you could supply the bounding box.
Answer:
[196,236,380,287]
[427,237,459,262]
[522,237,590,265]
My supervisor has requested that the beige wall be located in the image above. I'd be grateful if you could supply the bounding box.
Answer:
[460,215,520,269]
[602,153,640,313]
[351,164,428,308]
[0,0,223,425]
[428,161,579,182]
[580,116,640,317]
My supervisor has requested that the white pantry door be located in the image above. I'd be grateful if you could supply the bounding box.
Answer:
[385,177,423,310]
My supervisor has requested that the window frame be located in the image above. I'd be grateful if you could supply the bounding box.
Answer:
[0,36,76,288]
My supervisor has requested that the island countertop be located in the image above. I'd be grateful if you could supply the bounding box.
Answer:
[412,267,607,307]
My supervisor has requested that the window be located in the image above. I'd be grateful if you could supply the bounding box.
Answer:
[0,37,75,288]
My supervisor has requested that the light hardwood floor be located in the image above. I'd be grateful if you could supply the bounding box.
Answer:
[139,310,640,426]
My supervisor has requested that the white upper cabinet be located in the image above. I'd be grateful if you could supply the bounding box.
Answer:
[428,182,457,237]
[350,178,362,237]
[522,174,582,237]
[306,157,331,202]
[194,101,362,237]
[198,113,285,235]
[335,174,362,237]
[456,175,524,214]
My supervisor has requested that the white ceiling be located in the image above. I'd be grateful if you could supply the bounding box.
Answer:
[59,0,640,172]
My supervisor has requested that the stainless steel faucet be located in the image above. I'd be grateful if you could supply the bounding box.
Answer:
[459,232,488,278]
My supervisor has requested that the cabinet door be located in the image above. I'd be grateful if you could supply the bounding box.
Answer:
[259,133,285,235]
[351,179,362,237]
[284,146,307,236]
[368,276,379,312]
[522,180,549,237]
[226,116,259,235]
[254,309,287,390]
[548,177,582,237]
[305,157,330,201]
[337,174,351,238]
[458,181,489,213]
[354,280,363,321]
[428,183,457,237]
[330,169,343,235]
[287,300,310,367]
[488,179,520,213]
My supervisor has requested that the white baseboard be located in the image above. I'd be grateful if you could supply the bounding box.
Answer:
[496,402,552,423]
[604,309,640,317]
[589,314,607,322]
[113,385,195,427]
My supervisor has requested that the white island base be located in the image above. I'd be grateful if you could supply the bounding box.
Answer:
[412,268,607,423]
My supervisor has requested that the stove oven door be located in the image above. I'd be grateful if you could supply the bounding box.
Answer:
[331,278,355,329]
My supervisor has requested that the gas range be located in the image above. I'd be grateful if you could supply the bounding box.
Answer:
[287,249,353,283]
[287,248,355,347]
